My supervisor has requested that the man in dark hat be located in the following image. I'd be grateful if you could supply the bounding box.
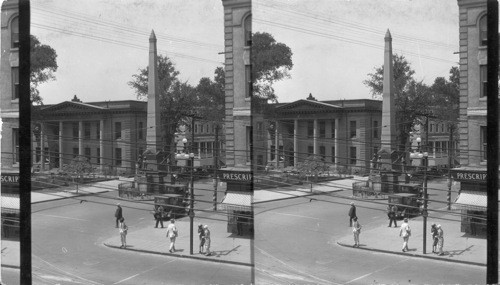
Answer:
[115,203,123,228]
[348,202,357,227]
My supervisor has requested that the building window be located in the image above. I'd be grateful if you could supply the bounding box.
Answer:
[331,120,336,139]
[350,147,357,165]
[72,123,79,140]
[479,15,487,46]
[200,124,204,134]
[115,148,122,166]
[307,145,314,155]
[12,67,19,100]
[245,65,251,98]
[13,128,19,163]
[307,121,314,138]
[84,122,91,139]
[244,15,252,46]
[96,123,100,140]
[319,146,325,161]
[430,124,434,133]
[85,147,91,160]
[257,122,264,140]
[138,122,144,140]
[97,148,100,165]
[11,16,19,48]
[331,147,335,163]
[246,126,252,163]
[480,65,487,98]
[194,124,198,134]
[319,121,325,138]
[73,148,79,158]
[373,121,379,139]
[350,121,357,138]
[481,126,487,161]
[115,122,122,139]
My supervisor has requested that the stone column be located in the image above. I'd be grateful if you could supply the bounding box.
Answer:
[79,121,83,156]
[313,119,318,155]
[59,121,63,167]
[100,119,104,172]
[294,119,298,166]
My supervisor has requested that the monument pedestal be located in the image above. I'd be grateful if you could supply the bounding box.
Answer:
[380,170,399,193]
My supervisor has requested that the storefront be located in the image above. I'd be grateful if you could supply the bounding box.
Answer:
[451,168,489,237]
[1,171,20,240]
[218,170,253,236]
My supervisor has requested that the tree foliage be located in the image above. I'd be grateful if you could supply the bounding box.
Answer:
[31,35,58,105]
[294,155,330,181]
[195,66,225,122]
[60,156,94,193]
[252,32,293,103]
[363,55,459,153]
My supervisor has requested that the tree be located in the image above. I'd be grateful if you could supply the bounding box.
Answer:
[252,32,293,103]
[31,35,58,105]
[363,54,434,153]
[430,66,460,123]
[294,155,330,182]
[60,156,94,193]
[195,67,225,122]
[128,55,197,165]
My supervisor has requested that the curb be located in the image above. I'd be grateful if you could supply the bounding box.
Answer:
[253,189,343,204]
[103,243,253,267]
[336,241,486,267]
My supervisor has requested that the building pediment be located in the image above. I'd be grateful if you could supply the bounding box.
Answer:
[275,99,343,114]
[40,101,106,114]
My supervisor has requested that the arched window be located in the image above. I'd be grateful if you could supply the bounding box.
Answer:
[479,15,487,46]
[244,15,251,46]
[11,16,19,48]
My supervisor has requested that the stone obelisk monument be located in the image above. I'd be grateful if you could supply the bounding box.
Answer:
[378,29,398,192]
[144,30,164,192]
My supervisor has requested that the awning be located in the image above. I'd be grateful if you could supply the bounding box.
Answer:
[219,192,252,212]
[452,191,487,211]
[1,195,19,214]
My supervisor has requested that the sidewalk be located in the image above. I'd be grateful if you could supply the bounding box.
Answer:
[1,177,128,269]
[102,215,252,267]
[254,176,365,203]
[337,212,487,267]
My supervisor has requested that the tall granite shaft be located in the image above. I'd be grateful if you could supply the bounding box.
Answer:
[147,30,161,156]
[379,29,396,171]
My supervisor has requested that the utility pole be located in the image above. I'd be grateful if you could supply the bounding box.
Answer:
[422,116,429,254]
[447,123,453,210]
[189,117,195,255]
[213,123,219,211]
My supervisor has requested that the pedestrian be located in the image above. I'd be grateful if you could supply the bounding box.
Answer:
[204,225,211,256]
[430,223,438,253]
[154,205,164,228]
[118,217,128,248]
[387,204,398,227]
[115,203,123,228]
[198,224,205,254]
[352,217,362,247]
[437,224,444,255]
[348,202,357,227]
[166,219,178,253]
[399,218,411,252]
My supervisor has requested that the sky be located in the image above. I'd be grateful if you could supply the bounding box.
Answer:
[253,0,459,103]
[31,0,459,105]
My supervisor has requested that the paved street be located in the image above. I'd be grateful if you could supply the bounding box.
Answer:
[28,180,252,285]
[254,181,486,284]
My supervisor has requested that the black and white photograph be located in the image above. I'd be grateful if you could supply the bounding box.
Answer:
[0,0,498,284]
